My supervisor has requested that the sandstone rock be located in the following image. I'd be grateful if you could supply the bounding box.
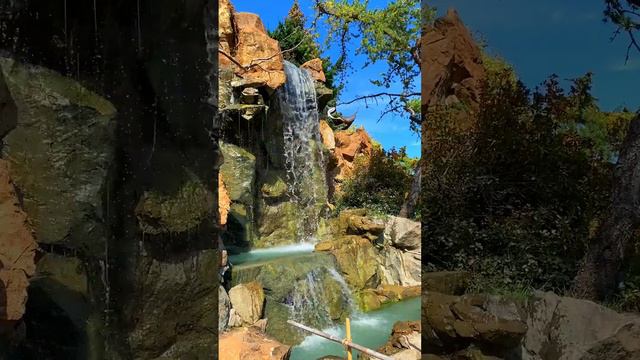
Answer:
[0,159,37,325]
[377,246,421,286]
[331,128,374,193]
[220,142,256,205]
[521,291,640,360]
[218,0,235,61]
[219,174,231,226]
[228,281,265,325]
[233,12,285,91]
[423,271,470,295]
[319,120,336,150]
[301,58,326,83]
[219,286,231,331]
[383,216,421,250]
[422,9,485,120]
[228,308,243,328]
[218,326,291,360]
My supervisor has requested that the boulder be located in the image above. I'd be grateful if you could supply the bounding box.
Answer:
[377,246,421,287]
[301,58,326,83]
[218,326,291,360]
[0,159,37,327]
[219,286,231,331]
[383,216,421,250]
[422,291,527,355]
[363,321,421,360]
[228,281,265,325]
[521,291,640,360]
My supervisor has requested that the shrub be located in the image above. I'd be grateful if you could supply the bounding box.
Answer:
[337,147,415,216]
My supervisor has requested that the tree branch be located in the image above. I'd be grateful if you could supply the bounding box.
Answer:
[337,92,420,106]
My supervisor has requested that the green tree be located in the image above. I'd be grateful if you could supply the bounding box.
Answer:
[312,0,432,124]
[269,1,340,91]
[604,0,640,60]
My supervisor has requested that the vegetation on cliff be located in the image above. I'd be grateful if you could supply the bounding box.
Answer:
[424,56,638,307]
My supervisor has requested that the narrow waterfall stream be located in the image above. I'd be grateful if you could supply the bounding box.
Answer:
[279,60,327,242]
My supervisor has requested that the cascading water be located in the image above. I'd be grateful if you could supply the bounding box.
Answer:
[289,269,333,330]
[278,60,327,242]
[287,266,357,335]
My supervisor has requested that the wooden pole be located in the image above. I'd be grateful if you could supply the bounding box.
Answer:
[346,318,353,360]
[287,320,394,360]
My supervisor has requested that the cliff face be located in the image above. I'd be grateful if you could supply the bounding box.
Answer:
[0,1,219,358]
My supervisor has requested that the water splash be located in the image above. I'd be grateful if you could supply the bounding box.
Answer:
[278,61,326,241]
[289,269,333,330]
[327,268,359,315]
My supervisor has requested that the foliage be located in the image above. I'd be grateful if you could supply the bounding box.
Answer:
[312,0,432,119]
[269,1,340,92]
[337,146,415,216]
[423,65,631,292]
[604,0,640,60]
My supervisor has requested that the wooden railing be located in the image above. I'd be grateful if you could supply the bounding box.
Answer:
[287,319,394,360]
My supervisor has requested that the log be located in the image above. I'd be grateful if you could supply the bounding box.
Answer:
[287,320,394,360]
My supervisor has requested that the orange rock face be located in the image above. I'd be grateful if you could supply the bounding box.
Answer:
[218,326,291,360]
[421,9,485,119]
[332,128,374,186]
[319,120,335,150]
[301,58,326,83]
[218,0,286,91]
[0,159,37,325]
[219,174,231,226]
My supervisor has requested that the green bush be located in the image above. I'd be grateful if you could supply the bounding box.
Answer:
[423,68,624,292]
[337,147,415,217]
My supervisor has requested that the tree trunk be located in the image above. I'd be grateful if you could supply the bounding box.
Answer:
[572,114,640,300]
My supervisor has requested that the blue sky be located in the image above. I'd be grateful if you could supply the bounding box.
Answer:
[429,0,640,112]
[233,0,422,158]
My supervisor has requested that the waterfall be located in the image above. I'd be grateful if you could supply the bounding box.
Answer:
[288,266,358,333]
[278,60,326,241]
[289,269,333,330]
[327,268,359,315]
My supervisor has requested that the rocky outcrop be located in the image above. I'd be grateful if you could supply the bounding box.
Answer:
[0,0,219,357]
[423,290,640,360]
[0,159,37,332]
[316,210,422,311]
[218,326,291,360]
[362,321,422,360]
[329,128,374,194]
[421,8,485,121]
[319,120,336,150]
[228,281,265,325]
[218,0,285,94]
[0,57,116,251]
[220,175,231,226]
[231,252,350,344]
[301,58,326,83]
[423,291,527,358]
[522,291,640,360]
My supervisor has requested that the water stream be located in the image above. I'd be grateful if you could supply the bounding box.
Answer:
[279,60,326,241]
[290,297,421,359]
